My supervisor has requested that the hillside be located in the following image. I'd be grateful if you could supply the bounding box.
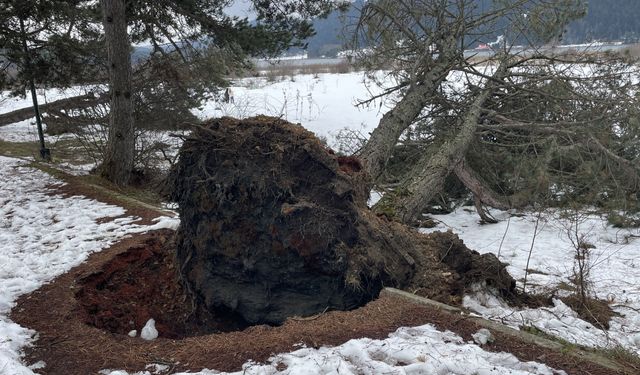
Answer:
[303,0,640,57]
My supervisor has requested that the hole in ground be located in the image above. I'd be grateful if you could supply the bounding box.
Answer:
[74,231,249,339]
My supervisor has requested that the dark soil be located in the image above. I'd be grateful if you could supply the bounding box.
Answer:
[10,230,626,375]
[167,116,516,324]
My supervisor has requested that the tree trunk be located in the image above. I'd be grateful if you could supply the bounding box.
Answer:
[454,159,511,210]
[0,93,108,128]
[375,66,506,224]
[99,0,134,185]
[359,64,451,183]
[19,17,49,160]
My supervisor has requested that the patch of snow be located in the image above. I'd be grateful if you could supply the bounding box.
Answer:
[472,328,494,345]
[100,371,137,375]
[141,319,158,341]
[146,363,169,374]
[421,207,640,354]
[128,330,137,338]
[104,324,566,375]
[27,360,46,370]
[367,190,383,208]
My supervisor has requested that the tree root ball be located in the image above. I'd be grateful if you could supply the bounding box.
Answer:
[168,116,515,324]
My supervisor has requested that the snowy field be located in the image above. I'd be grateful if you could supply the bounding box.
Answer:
[1,70,640,373]
[421,209,640,354]
[0,86,95,144]
[193,72,391,148]
[0,72,390,150]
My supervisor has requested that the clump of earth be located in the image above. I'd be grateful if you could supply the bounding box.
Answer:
[76,116,516,336]
[165,116,516,325]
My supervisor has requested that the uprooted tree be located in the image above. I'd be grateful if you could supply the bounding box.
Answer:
[341,0,640,223]
[168,117,515,324]
[163,0,640,326]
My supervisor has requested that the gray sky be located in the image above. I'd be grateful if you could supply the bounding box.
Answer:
[225,0,255,19]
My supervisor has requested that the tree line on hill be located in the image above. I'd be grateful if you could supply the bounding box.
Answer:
[304,0,640,57]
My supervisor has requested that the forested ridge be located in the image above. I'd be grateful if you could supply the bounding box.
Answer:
[305,0,640,57]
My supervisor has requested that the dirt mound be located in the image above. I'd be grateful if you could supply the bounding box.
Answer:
[166,116,516,325]
[75,231,247,338]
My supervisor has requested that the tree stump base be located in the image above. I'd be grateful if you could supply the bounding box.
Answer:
[168,117,515,324]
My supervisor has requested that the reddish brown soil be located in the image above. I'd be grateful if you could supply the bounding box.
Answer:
[75,231,247,339]
[10,229,627,375]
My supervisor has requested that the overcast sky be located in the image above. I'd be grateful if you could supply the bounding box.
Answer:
[225,0,255,19]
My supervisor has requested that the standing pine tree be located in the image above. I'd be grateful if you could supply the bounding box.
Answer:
[100,0,134,185]
[94,0,348,185]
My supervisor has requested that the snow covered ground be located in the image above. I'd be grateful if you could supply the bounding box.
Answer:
[0,156,178,374]
[421,208,640,354]
[104,325,565,375]
[193,72,391,150]
[0,86,95,144]
[1,72,389,150]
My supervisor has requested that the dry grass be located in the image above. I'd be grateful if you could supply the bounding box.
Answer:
[0,139,39,158]
[249,60,358,81]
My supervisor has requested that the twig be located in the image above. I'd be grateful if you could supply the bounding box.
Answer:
[522,210,543,294]
[290,306,330,321]
[497,214,512,258]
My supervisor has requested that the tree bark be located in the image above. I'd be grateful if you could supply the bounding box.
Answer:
[359,64,451,183]
[99,0,134,185]
[454,159,511,210]
[375,66,506,224]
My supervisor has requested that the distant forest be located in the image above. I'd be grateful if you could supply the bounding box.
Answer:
[563,0,640,44]
[303,0,640,57]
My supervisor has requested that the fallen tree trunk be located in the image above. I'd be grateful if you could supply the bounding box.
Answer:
[374,87,495,224]
[373,65,507,224]
[359,63,452,183]
[454,159,511,210]
[167,116,515,324]
[0,92,108,127]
